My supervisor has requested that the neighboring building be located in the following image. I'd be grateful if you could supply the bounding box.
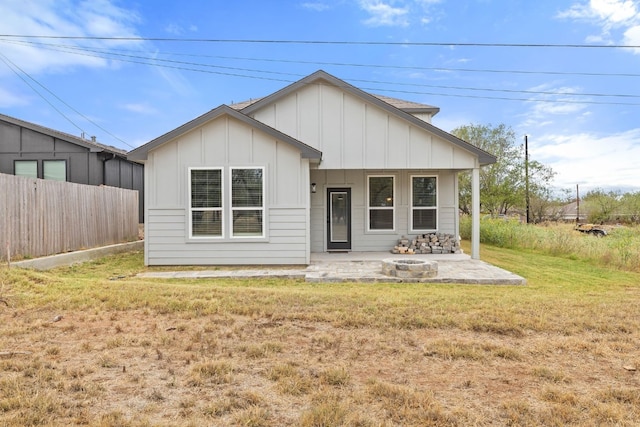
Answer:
[128,70,495,266]
[551,201,588,222]
[0,114,144,222]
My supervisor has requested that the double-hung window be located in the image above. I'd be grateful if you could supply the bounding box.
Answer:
[368,175,394,231]
[189,168,223,237]
[188,167,265,239]
[411,176,437,231]
[231,167,264,237]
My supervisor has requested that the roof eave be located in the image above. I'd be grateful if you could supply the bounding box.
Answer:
[127,105,322,161]
[240,70,493,164]
[0,113,127,156]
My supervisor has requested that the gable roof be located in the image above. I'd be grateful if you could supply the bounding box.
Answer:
[128,105,322,161]
[240,70,496,166]
[0,113,127,156]
[230,93,440,116]
[363,94,440,116]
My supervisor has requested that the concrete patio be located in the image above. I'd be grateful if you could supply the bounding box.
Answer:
[139,252,526,285]
[11,243,525,285]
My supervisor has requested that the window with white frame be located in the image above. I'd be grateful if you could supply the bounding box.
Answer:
[411,175,437,231]
[368,175,394,231]
[189,168,223,237]
[231,167,264,237]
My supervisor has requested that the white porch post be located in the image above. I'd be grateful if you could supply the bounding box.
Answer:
[471,167,480,259]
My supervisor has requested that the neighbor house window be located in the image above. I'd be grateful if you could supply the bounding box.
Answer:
[411,176,437,231]
[43,160,66,181]
[14,160,37,178]
[368,175,394,231]
[231,167,264,237]
[189,168,223,237]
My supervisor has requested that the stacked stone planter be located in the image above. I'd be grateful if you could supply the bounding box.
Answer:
[391,233,462,254]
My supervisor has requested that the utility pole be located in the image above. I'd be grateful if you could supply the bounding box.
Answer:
[576,184,580,224]
[525,135,530,224]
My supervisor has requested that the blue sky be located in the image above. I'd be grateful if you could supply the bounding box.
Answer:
[1,0,639,194]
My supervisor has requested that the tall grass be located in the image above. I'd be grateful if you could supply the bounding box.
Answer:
[460,216,640,272]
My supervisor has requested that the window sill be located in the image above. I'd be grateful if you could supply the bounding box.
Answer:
[187,236,268,243]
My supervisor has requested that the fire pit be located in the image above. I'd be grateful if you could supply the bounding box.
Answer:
[381,258,438,279]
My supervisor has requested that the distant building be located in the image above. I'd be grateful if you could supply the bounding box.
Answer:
[0,114,144,222]
[554,201,588,222]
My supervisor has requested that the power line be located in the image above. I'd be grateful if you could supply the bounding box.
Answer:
[6,38,640,78]
[3,39,639,103]
[0,53,87,135]
[1,34,639,49]
[0,52,134,148]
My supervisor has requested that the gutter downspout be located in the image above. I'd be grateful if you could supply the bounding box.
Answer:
[101,152,116,185]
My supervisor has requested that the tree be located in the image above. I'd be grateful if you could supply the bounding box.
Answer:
[620,192,640,223]
[583,189,621,223]
[451,123,555,217]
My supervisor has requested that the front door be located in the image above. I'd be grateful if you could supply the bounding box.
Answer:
[327,188,351,251]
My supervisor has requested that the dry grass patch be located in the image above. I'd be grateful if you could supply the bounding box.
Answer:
[1,248,639,425]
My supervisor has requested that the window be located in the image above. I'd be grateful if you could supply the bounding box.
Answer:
[368,176,394,231]
[188,167,265,239]
[231,168,264,237]
[189,168,223,237]
[411,176,437,231]
[43,160,66,181]
[14,160,37,178]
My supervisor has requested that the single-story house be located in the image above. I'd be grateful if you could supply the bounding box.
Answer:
[128,70,495,265]
[0,113,145,223]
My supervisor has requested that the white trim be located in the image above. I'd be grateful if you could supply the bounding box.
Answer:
[409,174,438,233]
[187,167,224,239]
[230,166,266,239]
[366,174,395,232]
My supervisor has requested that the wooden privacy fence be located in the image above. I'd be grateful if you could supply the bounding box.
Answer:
[1,173,139,261]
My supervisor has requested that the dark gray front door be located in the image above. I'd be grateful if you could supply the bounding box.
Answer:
[327,188,351,250]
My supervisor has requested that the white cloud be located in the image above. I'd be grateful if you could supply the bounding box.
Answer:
[0,0,143,76]
[120,103,158,115]
[557,0,640,50]
[532,128,640,191]
[301,2,332,11]
[623,24,640,52]
[0,87,29,108]
[357,0,443,27]
[518,83,590,130]
[359,0,409,27]
[557,0,638,23]
[165,23,184,35]
[165,23,199,35]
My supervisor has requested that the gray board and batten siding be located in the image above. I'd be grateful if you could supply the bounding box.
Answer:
[0,114,144,223]
[129,105,321,266]
[130,70,496,266]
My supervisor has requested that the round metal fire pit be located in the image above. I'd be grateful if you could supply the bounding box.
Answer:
[381,258,438,279]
